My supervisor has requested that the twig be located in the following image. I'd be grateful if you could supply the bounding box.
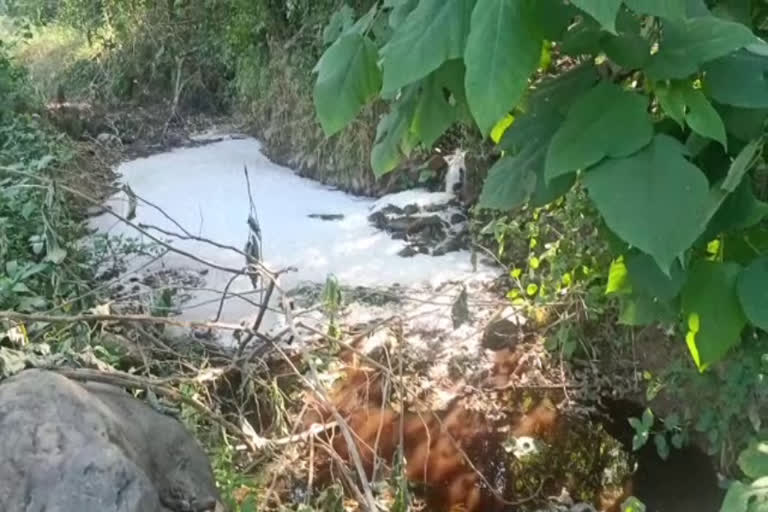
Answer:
[54,368,268,450]
[1,311,247,333]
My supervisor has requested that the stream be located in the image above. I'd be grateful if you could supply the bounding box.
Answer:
[90,135,722,512]
[90,135,491,336]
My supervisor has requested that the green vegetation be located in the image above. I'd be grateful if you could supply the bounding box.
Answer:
[4,0,768,510]
[312,0,768,508]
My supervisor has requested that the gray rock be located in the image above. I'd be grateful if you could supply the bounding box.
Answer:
[402,204,420,215]
[0,370,221,512]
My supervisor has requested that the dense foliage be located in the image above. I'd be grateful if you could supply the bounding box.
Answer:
[313,0,768,507]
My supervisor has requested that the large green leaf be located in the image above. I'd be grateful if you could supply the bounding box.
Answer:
[371,89,418,176]
[386,0,419,28]
[624,0,688,20]
[645,17,756,80]
[525,64,600,116]
[478,150,539,210]
[545,82,653,180]
[570,0,622,33]
[626,252,685,301]
[738,257,768,331]
[682,261,746,370]
[411,61,465,147]
[482,108,562,209]
[314,34,382,136]
[584,135,710,271]
[381,0,474,93]
[464,0,542,135]
[705,50,768,108]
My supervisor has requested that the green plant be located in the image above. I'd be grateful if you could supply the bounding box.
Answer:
[313,0,768,371]
[313,1,768,502]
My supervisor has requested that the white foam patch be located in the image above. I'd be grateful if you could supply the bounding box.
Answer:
[90,137,495,329]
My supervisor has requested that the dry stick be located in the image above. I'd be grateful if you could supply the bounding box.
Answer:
[278,294,379,512]
[0,311,246,333]
[55,368,267,450]
[237,279,276,358]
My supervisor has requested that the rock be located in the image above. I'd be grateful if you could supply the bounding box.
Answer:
[482,307,526,350]
[367,210,388,230]
[308,213,345,221]
[0,370,221,512]
[432,230,469,256]
[378,204,405,216]
[450,213,467,225]
[398,246,418,258]
[406,215,443,235]
[403,204,420,215]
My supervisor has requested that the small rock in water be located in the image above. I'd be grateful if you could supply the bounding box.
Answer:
[403,204,420,215]
[450,212,467,225]
[307,213,345,221]
[398,246,418,258]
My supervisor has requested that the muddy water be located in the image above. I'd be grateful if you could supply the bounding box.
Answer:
[600,399,723,512]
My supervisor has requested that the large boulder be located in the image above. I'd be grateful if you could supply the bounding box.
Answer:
[0,369,221,512]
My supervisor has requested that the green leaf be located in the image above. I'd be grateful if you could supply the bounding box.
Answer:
[484,106,566,209]
[654,433,670,460]
[628,417,643,431]
[619,293,676,326]
[524,63,600,117]
[606,257,630,295]
[478,152,538,210]
[682,261,746,370]
[411,61,464,147]
[562,17,603,56]
[323,5,355,45]
[738,257,768,331]
[584,135,710,271]
[45,246,67,265]
[707,180,768,237]
[464,0,542,135]
[387,0,418,28]
[671,433,685,449]
[371,89,418,176]
[624,0,688,20]
[684,87,727,149]
[570,0,622,33]
[546,82,653,180]
[657,81,726,147]
[602,30,650,69]
[719,106,768,143]
[722,139,762,192]
[738,440,768,479]
[705,50,768,108]
[720,478,768,512]
[621,496,647,512]
[632,431,650,451]
[314,34,382,136]
[642,408,655,429]
[529,172,575,207]
[626,252,685,301]
[645,17,757,80]
[526,0,576,40]
[656,81,687,126]
[381,0,474,93]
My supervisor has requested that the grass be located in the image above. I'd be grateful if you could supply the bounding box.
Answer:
[7,21,102,102]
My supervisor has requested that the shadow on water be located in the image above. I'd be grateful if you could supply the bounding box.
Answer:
[598,398,724,512]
